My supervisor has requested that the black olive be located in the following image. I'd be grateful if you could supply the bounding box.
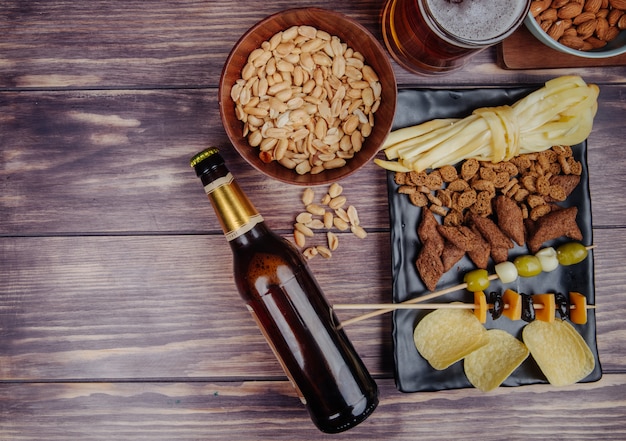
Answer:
[489,291,504,320]
[554,292,569,319]
[521,294,535,322]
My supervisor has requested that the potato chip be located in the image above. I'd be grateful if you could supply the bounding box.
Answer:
[522,320,595,387]
[413,306,487,370]
[464,329,529,392]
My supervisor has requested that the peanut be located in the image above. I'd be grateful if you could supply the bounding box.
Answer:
[232,26,382,174]
[292,184,366,259]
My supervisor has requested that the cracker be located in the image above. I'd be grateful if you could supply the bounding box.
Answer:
[547,174,581,201]
[461,158,480,181]
[439,164,458,182]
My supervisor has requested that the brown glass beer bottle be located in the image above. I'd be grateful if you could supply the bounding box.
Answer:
[190,147,378,433]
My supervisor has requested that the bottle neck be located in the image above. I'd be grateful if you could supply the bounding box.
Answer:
[199,164,264,242]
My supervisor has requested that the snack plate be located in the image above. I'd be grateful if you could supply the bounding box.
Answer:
[388,87,602,393]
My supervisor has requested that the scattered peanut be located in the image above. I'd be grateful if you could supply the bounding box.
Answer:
[292,185,366,259]
[532,0,626,51]
[316,245,333,259]
[301,187,315,205]
[231,25,382,174]
[327,231,339,251]
[350,225,368,239]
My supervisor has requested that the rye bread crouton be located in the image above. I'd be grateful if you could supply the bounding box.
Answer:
[441,242,466,272]
[469,212,514,250]
[416,241,444,291]
[527,206,583,253]
[418,208,445,254]
[495,195,525,246]
[467,226,491,269]
[436,225,480,252]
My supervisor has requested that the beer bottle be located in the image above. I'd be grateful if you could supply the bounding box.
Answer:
[190,147,378,433]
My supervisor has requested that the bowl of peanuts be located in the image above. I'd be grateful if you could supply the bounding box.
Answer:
[525,0,626,58]
[219,8,397,185]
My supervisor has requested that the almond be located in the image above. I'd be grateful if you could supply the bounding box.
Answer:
[552,0,570,8]
[573,10,598,23]
[607,8,624,25]
[559,34,587,48]
[619,13,626,28]
[584,0,602,12]
[540,18,555,31]
[604,25,621,40]
[531,0,553,16]
[596,8,610,17]
[582,41,595,50]
[576,19,598,38]
[586,35,608,47]
[595,16,610,38]
[609,0,626,10]
[540,7,559,21]
[548,20,568,39]
[558,2,584,18]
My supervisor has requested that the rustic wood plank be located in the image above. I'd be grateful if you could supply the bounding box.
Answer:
[0,232,393,380]
[498,26,626,70]
[1,2,625,439]
[1,228,624,381]
[1,1,625,91]
[0,89,390,235]
[2,86,625,236]
[1,377,625,440]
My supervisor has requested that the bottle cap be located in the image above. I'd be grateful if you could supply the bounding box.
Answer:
[190,147,223,176]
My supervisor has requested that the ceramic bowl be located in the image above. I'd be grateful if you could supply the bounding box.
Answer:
[219,7,397,186]
[524,11,626,59]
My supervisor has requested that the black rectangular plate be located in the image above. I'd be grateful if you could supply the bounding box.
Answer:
[388,87,602,393]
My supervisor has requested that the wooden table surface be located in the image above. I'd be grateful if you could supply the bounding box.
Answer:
[2,1,626,440]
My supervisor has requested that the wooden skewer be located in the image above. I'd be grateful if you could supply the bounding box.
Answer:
[334,303,596,311]
[335,275,498,329]
[336,245,595,329]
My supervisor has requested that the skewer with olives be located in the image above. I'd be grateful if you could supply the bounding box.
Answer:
[464,241,590,291]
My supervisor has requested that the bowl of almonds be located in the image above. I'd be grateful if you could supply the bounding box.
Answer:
[525,0,626,58]
[219,8,397,185]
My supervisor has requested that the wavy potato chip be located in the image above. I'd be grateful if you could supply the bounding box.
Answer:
[522,320,595,387]
[464,329,529,392]
[413,306,487,370]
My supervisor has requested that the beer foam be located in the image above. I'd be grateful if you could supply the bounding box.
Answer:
[425,0,527,42]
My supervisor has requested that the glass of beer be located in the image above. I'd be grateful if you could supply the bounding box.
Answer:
[381,0,530,76]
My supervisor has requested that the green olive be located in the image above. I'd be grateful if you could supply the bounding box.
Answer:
[557,242,588,266]
[513,255,542,277]
[464,269,490,292]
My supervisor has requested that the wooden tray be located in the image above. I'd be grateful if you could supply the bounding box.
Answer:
[498,26,626,69]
